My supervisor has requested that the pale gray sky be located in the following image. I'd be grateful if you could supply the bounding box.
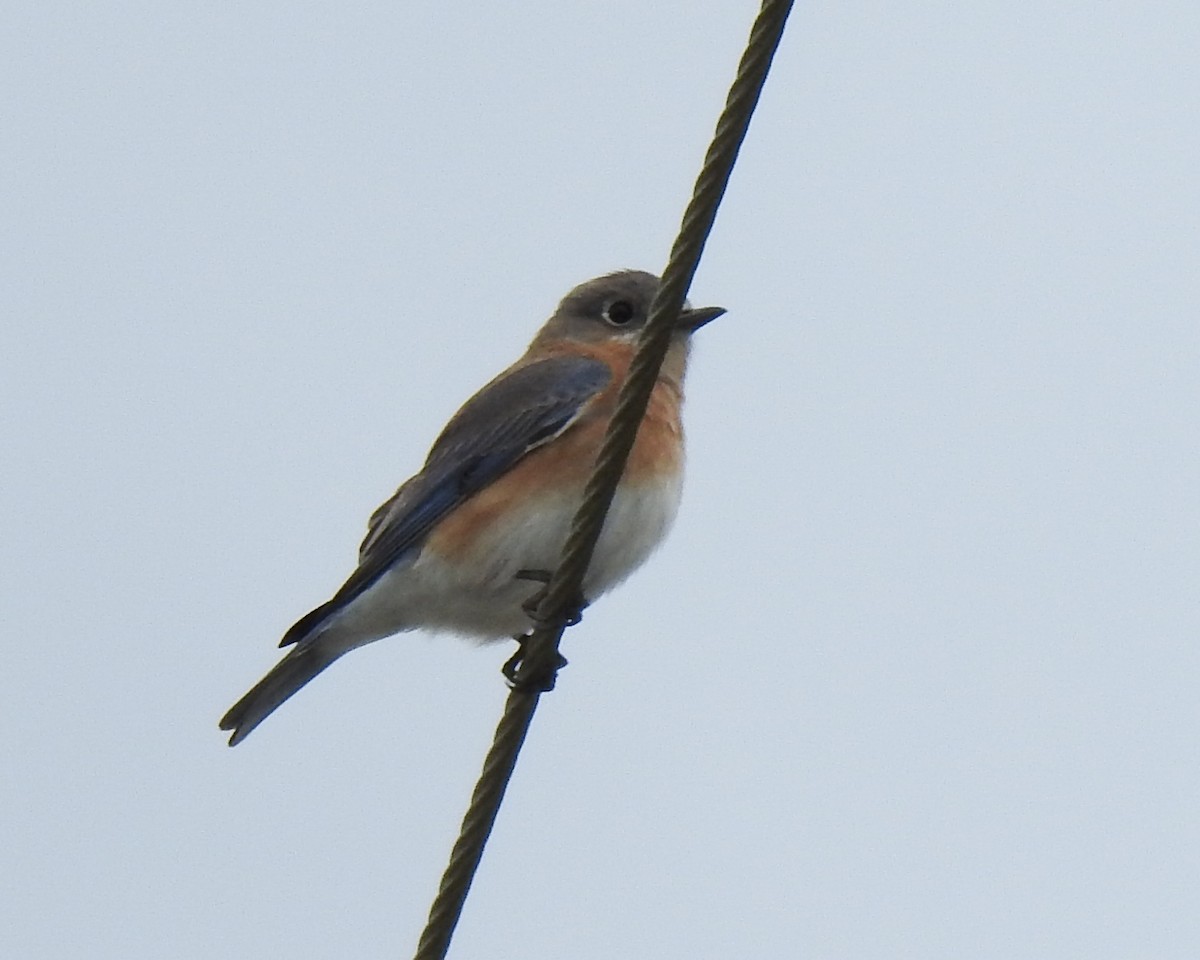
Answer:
[3,2,1199,957]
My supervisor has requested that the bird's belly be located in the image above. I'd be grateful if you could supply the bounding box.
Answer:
[402,475,683,640]
[584,475,684,596]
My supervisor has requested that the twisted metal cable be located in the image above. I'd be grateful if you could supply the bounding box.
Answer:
[412,2,793,957]
[413,692,538,960]
[520,0,795,681]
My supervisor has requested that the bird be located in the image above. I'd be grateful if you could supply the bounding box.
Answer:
[219,270,724,745]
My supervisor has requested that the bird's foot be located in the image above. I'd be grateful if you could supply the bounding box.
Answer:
[503,633,568,691]
[515,568,588,627]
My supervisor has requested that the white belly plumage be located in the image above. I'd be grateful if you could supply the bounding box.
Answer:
[324,474,684,647]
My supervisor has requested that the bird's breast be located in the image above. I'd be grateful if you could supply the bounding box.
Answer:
[423,377,685,603]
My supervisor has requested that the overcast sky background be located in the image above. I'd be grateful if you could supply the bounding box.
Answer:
[3,1,1198,957]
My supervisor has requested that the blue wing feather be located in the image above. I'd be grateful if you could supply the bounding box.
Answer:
[278,355,610,646]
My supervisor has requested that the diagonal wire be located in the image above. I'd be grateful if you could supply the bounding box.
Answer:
[412,2,794,957]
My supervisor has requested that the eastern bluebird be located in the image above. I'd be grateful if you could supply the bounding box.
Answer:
[219,270,724,745]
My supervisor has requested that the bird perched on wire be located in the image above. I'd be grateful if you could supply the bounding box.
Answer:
[219,270,724,745]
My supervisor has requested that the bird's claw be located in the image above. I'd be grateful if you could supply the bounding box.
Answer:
[503,633,568,691]
[515,568,588,627]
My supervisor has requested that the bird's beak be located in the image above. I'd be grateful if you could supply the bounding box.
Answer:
[676,305,726,332]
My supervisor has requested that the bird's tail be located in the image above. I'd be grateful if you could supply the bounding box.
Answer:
[219,642,341,746]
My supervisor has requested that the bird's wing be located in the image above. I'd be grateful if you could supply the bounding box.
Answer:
[278,355,611,646]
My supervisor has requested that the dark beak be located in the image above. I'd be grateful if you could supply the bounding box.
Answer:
[676,305,727,332]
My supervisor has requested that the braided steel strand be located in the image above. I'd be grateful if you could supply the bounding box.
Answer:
[413,691,540,960]
[411,2,794,956]
[518,0,795,681]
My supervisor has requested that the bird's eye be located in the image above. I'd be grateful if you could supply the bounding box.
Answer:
[603,300,635,326]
